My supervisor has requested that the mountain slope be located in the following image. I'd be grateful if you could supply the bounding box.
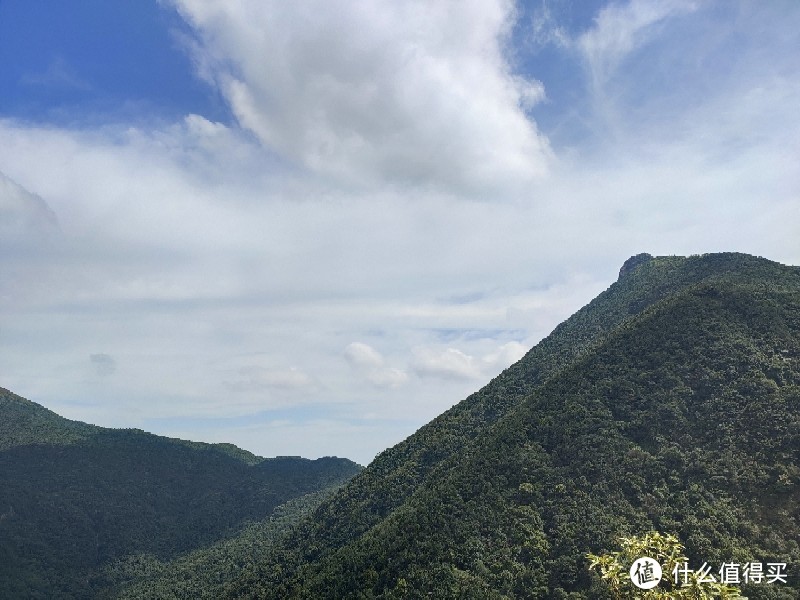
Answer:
[0,386,100,450]
[0,390,362,599]
[105,488,344,600]
[223,253,800,598]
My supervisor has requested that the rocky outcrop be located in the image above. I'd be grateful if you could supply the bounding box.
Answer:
[618,252,653,279]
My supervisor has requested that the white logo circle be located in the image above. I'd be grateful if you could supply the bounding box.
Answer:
[629,556,663,589]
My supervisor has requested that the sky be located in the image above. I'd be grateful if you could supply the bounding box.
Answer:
[1,0,798,465]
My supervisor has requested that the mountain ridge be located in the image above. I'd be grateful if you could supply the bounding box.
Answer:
[2,252,798,598]
[0,386,269,464]
[219,252,800,598]
[0,388,362,598]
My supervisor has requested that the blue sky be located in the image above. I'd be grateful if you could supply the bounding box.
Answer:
[1,1,798,465]
[0,1,228,124]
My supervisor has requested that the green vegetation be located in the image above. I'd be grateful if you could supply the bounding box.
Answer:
[103,488,343,599]
[0,389,361,598]
[0,388,100,450]
[587,531,744,598]
[220,253,800,598]
[3,253,799,598]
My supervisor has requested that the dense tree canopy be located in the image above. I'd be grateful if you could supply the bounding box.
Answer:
[222,254,800,598]
[0,389,361,598]
[3,253,798,599]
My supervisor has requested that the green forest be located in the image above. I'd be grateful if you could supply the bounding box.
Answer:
[2,253,798,598]
[0,390,361,598]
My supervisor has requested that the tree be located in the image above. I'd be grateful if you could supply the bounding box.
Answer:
[587,531,745,599]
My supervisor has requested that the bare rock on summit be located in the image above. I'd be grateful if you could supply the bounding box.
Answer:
[618,253,653,279]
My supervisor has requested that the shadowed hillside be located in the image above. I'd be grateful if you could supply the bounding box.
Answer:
[0,389,361,599]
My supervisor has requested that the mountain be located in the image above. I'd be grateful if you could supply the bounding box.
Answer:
[104,488,339,600]
[218,253,800,599]
[0,389,362,599]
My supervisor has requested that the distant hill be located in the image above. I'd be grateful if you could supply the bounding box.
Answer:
[0,388,361,599]
[218,253,800,599]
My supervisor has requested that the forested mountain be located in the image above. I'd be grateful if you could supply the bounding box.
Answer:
[0,389,361,599]
[103,488,340,600]
[218,253,800,598]
[3,253,798,599]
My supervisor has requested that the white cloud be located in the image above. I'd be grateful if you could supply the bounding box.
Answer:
[578,0,697,89]
[344,342,408,388]
[482,341,528,370]
[344,342,384,370]
[412,347,480,380]
[0,171,59,241]
[528,1,570,50]
[366,368,409,388]
[411,342,527,381]
[169,0,552,193]
[0,2,798,463]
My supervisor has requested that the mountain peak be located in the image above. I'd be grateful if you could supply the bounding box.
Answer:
[618,252,653,279]
[220,251,800,598]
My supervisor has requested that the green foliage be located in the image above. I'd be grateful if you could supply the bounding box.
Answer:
[0,393,361,598]
[4,252,800,599]
[220,253,800,598]
[0,387,99,450]
[587,531,745,598]
[103,488,342,599]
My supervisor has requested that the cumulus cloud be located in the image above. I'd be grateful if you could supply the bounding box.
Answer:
[366,368,409,388]
[344,342,384,369]
[169,0,552,193]
[344,342,408,388]
[411,341,527,381]
[1,1,798,463]
[482,341,528,369]
[412,347,480,380]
